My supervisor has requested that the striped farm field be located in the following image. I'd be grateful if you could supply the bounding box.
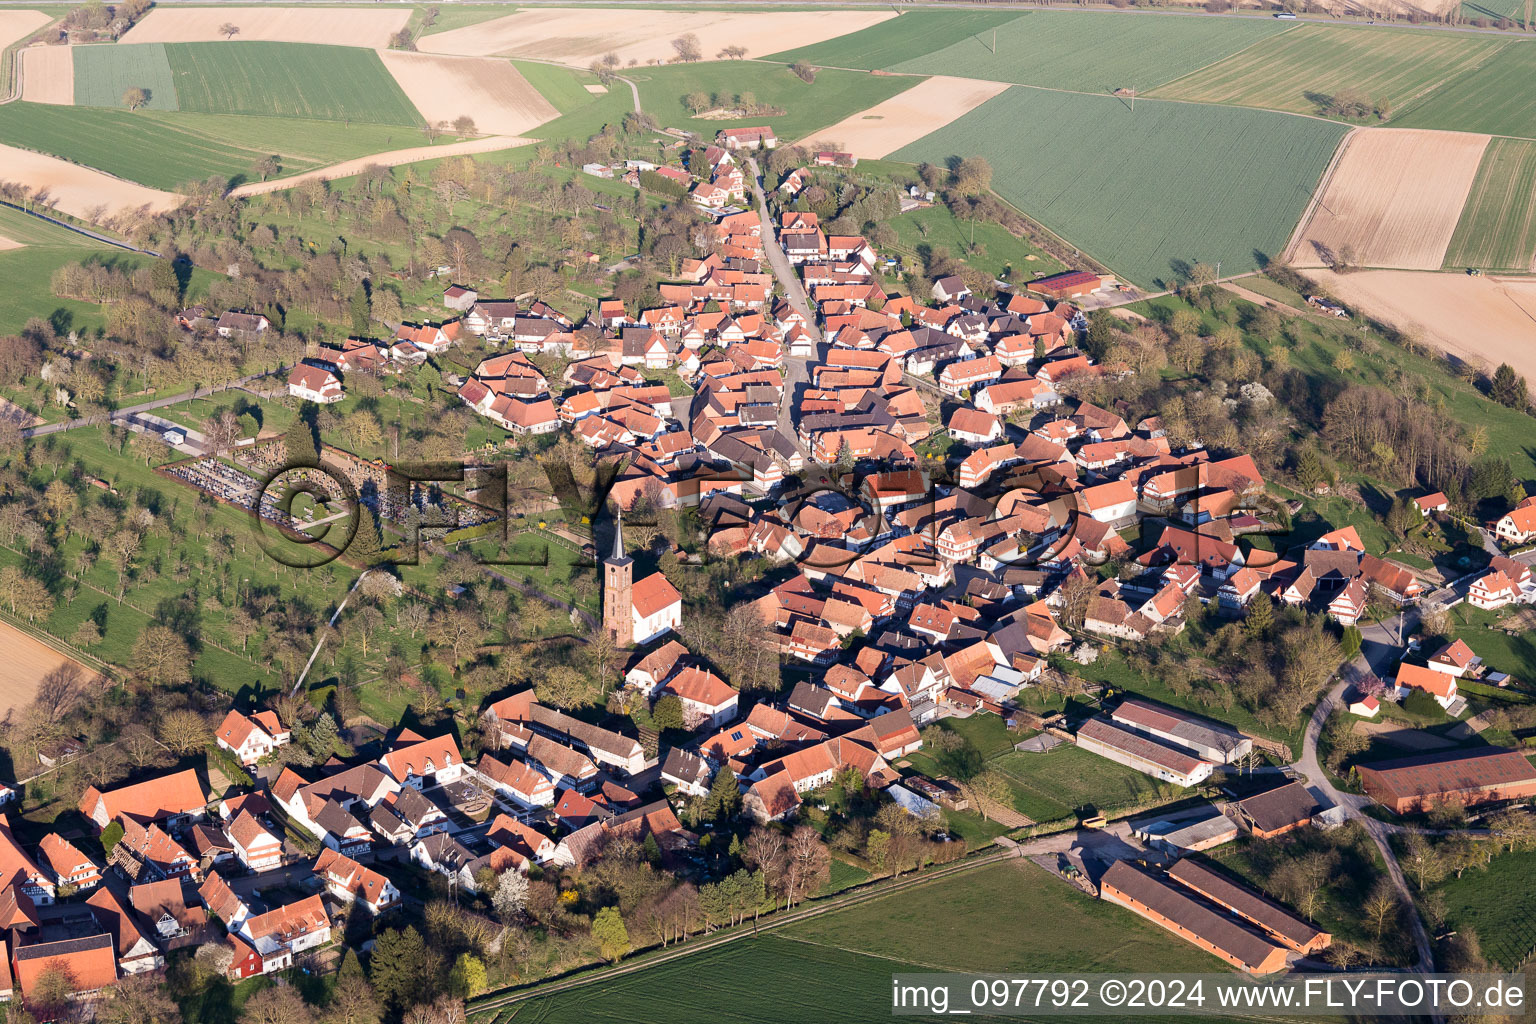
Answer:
[0,102,433,190]
[767,10,1023,69]
[1152,24,1508,120]
[1443,138,1536,271]
[890,11,1290,93]
[1398,42,1536,140]
[1290,128,1489,271]
[165,41,423,125]
[892,87,1347,289]
[74,41,178,111]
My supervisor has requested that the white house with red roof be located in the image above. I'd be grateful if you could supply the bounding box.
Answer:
[1427,639,1480,678]
[1469,569,1520,610]
[215,709,291,766]
[475,753,556,808]
[38,833,100,890]
[287,363,343,404]
[379,734,466,789]
[659,667,739,730]
[717,126,776,150]
[1494,498,1536,546]
[313,848,398,914]
[630,572,683,645]
[226,810,282,873]
[234,894,330,976]
[1394,662,1458,709]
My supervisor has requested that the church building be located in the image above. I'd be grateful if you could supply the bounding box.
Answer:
[603,510,683,647]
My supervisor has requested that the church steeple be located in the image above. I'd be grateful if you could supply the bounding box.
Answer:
[603,505,634,646]
[610,506,629,563]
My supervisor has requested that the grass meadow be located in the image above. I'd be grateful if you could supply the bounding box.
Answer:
[166,42,423,125]
[509,60,602,115]
[889,203,1066,283]
[0,102,450,190]
[1152,24,1508,120]
[893,87,1347,288]
[767,10,1023,69]
[634,61,916,143]
[890,11,1290,93]
[992,745,1167,822]
[480,862,1230,1022]
[0,205,124,336]
[1442,137,1536,271]
[1431,849,1536,969]
[1398,40,1536,139]
[73,41,179,111]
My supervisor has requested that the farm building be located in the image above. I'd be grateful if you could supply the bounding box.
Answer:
[1109,698,1253,764]
[1167,859,1330,955]
[1098,861,1288,974]
[1357,747,1536,813]
[1234,781,1319,839]
[1027,270,1108,299]
[1074,717,1213,788]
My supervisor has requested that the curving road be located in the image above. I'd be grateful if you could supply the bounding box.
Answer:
[20,368,285,439]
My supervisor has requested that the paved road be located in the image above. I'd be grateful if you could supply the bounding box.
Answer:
[21,368,284,439]
[745,156,817,457]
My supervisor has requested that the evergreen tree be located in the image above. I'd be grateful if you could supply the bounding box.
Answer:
[284,411,319,467]
[349,286,371,335]
[1490,363,1528,409]
[368,926,432,1013]
[347,506,384,566]
[1243,593,1273,638]
[703,764,741,821]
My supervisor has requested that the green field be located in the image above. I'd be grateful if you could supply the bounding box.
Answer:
[890,204,1066,282]
[891,11,1290,93]
[893,87,1348,288]
[165,42,423,125]
[0,103,450,191]
[0,205,123,335]
[1398,41,1536,139]
[767,10,1023,69]
[1431,850,1536,969]
[510,60,601,115]
[1152,24,1508,120]
[635,62,917,143]
[491,862,1228,1022]
[418,5,511,35]
[73,41,179,111]
[1442,137,1536,271]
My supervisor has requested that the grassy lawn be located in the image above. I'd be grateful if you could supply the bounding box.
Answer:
[633,62,917,144]
[891,10,1290,92]
[1430,849,1536,969]
[1441,137,1536,272]
[1399,39,1536,140]
[993,744,1170,821]
[889,204,1065,283]
[785,860,1228,973]
[892,87,1346,289]
[766,10,1023,69]
[167,42,423,126]
[815,857,870,896]
[1449,604,1536,682]
[1152,24,1508,122]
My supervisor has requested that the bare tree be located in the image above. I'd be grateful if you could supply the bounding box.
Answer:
[219,22,240,39]
[122,86,149,111]
[671,33,702,62]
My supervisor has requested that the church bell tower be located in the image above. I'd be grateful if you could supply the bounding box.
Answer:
[602,507,634,646]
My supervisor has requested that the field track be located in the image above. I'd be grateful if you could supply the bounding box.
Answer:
[1290,127,1488,270]
[226,135,534,198]
[800,75,1009,159]
[18,44,71,105]
[119,6,409,47]
[378,52,559,137]
[0,618,93,719]
[418,7,894,65]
